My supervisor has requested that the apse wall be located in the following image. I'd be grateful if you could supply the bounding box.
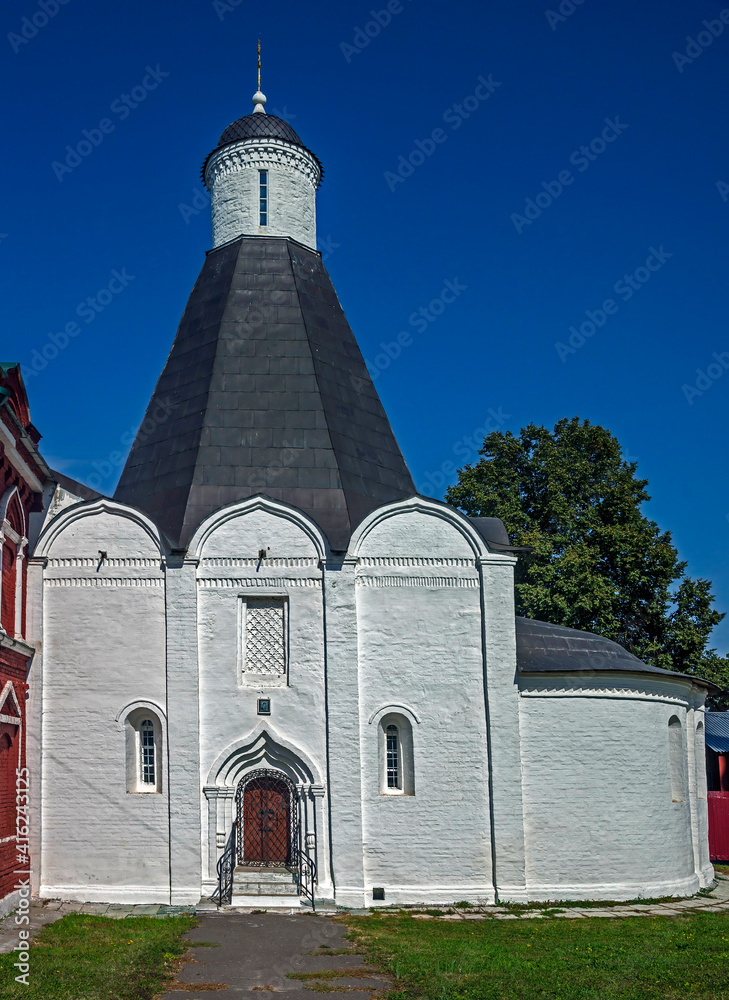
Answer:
[32,504,169,903]
[518,673,712,901]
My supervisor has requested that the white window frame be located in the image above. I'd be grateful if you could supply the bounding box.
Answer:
[379,712,415,797]
[124,708,163,794]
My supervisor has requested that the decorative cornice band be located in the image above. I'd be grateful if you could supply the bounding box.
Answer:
[356,575,479,589]
[45,577,164,588]
[198,577,321,589]
[206,139,321,189]
[47,557,162,568]
[358,557,475,568]
[201,558,319,569]
[519,683,689,706]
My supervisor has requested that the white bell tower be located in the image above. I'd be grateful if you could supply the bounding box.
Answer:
[203,88,322,251]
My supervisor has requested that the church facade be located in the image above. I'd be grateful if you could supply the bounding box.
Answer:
[24,91,713,909]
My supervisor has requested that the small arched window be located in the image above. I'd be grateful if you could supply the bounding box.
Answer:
[386,725,399,789]
[380,714,414,796]
[124,709,162,794]
[668,715,687,803]
[140,720,156,786]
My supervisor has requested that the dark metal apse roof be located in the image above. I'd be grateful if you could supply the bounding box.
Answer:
[114,236,416,551]
[515,616,710,684]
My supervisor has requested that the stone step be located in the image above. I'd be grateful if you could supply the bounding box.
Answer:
[233,867,296,886]
[231,882,299,896]
[229,895,307,909]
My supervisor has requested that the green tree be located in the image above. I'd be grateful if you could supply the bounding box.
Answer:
[445,417,729,705]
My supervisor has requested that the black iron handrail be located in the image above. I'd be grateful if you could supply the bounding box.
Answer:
[291,844,317,911]
[211,820,237,906]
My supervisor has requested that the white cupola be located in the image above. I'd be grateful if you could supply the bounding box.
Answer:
[203,90,323,251]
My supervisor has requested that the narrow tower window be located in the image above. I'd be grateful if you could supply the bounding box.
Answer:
[140,719,156,785]
[668,715,686,802]
[386,725,400,789]
[259,170,268,226]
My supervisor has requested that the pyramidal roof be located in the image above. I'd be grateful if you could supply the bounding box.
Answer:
[114,236,416,551]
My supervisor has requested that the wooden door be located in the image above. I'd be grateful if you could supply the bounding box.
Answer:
[242,777,290,865]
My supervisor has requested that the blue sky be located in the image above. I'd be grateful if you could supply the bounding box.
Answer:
[2,0,729,650]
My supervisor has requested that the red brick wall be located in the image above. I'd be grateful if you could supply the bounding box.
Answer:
[0,647,28,902]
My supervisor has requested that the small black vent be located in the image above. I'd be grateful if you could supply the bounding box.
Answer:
[372,887,385,901]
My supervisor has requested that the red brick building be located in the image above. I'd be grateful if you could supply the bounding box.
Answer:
[0,364,52,914]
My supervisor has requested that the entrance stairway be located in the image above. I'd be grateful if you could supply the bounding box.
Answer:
[230,866,302,907]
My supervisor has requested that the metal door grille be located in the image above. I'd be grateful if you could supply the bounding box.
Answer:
[236,769,298,868]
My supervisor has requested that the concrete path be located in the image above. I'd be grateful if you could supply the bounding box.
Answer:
[158,911,390,999]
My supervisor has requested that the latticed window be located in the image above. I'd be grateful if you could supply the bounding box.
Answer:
[245,598,286,675]
[259,170,268,226]
[140,720,155,785]
[386,725,400,789]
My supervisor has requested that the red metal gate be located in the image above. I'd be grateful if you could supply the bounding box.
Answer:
[708,792,729,861]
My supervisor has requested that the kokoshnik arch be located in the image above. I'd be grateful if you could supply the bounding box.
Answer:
[21,86,713,909]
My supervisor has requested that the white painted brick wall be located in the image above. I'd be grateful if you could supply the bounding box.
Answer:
[32,496,711,906]
[206,139,319,250]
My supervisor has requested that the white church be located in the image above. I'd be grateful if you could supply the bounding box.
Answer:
[25,88,714,909]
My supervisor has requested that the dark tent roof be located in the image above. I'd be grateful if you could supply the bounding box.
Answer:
[706,712,729,753]
[515,616,706,682]
[114,236,416,551]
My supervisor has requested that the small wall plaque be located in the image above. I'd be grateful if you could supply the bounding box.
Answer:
[257,698,271,715]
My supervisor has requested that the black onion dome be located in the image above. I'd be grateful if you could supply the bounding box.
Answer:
[202,114,323,185]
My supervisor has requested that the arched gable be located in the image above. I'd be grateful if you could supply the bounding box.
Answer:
[207,722,323,788]
[35,499,164,559]
[350,496,487,559]
[188,495,328,561]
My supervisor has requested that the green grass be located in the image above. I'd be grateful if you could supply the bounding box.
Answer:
[343,910,729,1000]
[0,913,196,999]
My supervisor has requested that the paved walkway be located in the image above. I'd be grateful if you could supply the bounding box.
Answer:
[159,911,390,999]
